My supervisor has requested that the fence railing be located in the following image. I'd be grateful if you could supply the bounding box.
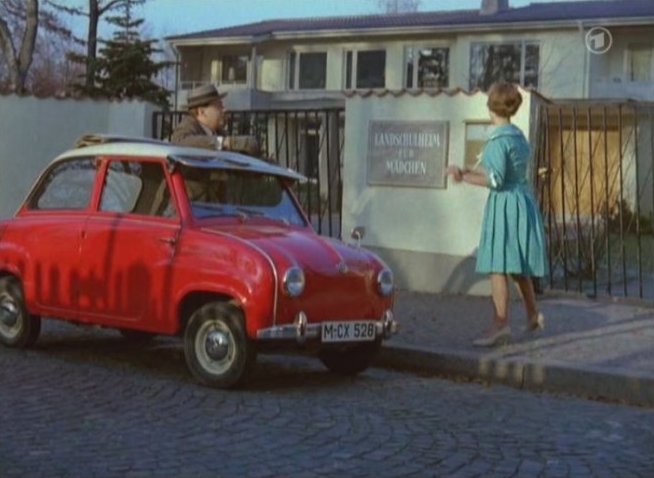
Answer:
[152,109,346,238]
[534,102,654,299]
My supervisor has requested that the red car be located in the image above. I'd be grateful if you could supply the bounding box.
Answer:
[0,135,396,388]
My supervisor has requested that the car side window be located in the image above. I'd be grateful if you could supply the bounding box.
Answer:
[29,158,97,210]
[99,160,176,217]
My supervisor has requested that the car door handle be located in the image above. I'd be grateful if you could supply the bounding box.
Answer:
[158,237,177,246]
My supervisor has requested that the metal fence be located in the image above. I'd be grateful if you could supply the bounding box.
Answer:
[152,109,346,238]
[534,101,654,299]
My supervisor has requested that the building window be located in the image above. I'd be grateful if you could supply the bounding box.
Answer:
[288,52,296,89]
[344,49,386,89]
[469,41,540,91]
[209,56,248,86]
[405,47,449,89]
[345,51,353,89]
[221,55,248,84]
[628,44,652,82]
[288,51,327,90]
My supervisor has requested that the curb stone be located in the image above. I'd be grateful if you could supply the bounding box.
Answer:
[376,344,654,407]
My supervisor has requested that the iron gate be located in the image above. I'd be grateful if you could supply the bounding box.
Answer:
[534,101,654,299]
[152,109,346,238]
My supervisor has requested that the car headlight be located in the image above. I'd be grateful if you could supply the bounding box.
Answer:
[283,267,305,297]
[377,268,394,296]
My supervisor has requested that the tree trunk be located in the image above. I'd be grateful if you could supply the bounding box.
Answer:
[86,0,100,88]
[0,0,38,93]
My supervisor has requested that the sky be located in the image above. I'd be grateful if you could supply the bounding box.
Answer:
[69,0,585,39]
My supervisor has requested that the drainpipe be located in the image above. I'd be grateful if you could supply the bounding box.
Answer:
[250,44,257,90]
[577,20,589,98]
[174,47,180,111]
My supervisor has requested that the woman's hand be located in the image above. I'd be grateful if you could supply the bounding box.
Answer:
[446,165,463,183]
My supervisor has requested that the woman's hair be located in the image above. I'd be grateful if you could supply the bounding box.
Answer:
[487,82,523,118]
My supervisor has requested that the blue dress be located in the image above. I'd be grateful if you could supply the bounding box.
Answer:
[475,124,546,277]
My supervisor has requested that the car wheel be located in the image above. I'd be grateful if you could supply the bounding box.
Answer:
[319,340,381,375]
[183,302,256,389]
[118,329,156,344]
[0,276,41,348]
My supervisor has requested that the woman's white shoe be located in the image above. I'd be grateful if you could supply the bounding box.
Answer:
[472,325,511,347]
[524,312,545,334]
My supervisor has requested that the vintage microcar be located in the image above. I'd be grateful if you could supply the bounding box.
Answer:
[0,135,397,388]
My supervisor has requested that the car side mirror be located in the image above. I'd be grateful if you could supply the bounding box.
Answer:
[350,226,366,247]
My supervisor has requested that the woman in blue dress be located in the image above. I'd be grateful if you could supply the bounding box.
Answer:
[447,82,546,347]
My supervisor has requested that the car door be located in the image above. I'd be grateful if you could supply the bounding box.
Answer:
[78,158,180,329]
[20,157,99,318]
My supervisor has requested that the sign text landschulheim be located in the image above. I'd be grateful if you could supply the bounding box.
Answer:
[367,120,449,188]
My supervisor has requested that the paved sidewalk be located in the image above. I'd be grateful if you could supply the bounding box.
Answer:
[376,290,654,407]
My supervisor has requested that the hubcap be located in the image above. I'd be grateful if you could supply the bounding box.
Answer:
[195,319,236,375]
[0,300,18,327]
[0,292,21,340]
[205,330,229,360]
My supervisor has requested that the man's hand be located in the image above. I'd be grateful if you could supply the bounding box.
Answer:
[225,135,260,155]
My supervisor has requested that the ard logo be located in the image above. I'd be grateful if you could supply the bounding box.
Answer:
[585,27,613,55]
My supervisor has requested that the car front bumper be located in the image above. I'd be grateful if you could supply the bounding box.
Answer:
[256,309,398,344]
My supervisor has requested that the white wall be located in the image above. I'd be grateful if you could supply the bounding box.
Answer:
[0,95,156,218]
[342,89,533,294]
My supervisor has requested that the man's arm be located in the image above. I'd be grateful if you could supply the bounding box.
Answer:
[170,132,218,150]
[226,135,260,155]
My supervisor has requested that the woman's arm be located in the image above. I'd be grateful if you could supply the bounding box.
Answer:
[446,165,488,187]
[461,167,488,187]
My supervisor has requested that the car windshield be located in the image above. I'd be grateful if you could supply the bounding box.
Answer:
[180,165,306,226]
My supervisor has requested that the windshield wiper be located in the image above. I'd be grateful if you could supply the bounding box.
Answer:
[234,206,264,217]
[234,207,290,225]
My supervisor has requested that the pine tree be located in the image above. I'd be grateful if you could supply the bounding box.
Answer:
[78,0,171,108]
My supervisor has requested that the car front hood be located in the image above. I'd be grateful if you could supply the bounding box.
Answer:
[201,224,379,276]
[201,224,390,323]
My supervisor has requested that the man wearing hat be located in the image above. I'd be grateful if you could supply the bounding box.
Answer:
[171,84,259,154]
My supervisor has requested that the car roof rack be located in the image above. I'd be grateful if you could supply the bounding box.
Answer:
[74,133,169,149]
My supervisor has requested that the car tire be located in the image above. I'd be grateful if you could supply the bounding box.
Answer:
[0,276,41,348]
[319,340,381,375]
[183,302,256,389]
[118,329,156,344]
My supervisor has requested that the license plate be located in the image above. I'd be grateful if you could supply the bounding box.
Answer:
[322,321,376,343]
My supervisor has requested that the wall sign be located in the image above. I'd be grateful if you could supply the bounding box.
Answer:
[367,120,449,188]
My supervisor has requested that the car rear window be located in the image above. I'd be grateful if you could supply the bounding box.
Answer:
[29,158,97,210]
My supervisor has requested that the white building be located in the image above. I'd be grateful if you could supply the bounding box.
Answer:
[166,0,654,110]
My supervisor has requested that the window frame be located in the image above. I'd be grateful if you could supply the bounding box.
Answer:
[287,50,328,91]
[26,157,99,212]
[220,54,249,85]
[625,43,653,83]
[404,45,451,89]
[96,157,178,221]
[343,48,387,90]
[468,40,540,91]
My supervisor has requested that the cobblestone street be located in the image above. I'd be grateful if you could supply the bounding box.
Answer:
[1,322,653,477]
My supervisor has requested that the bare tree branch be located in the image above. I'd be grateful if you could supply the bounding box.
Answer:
[98,0,124,16]
[45,0,89,17]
